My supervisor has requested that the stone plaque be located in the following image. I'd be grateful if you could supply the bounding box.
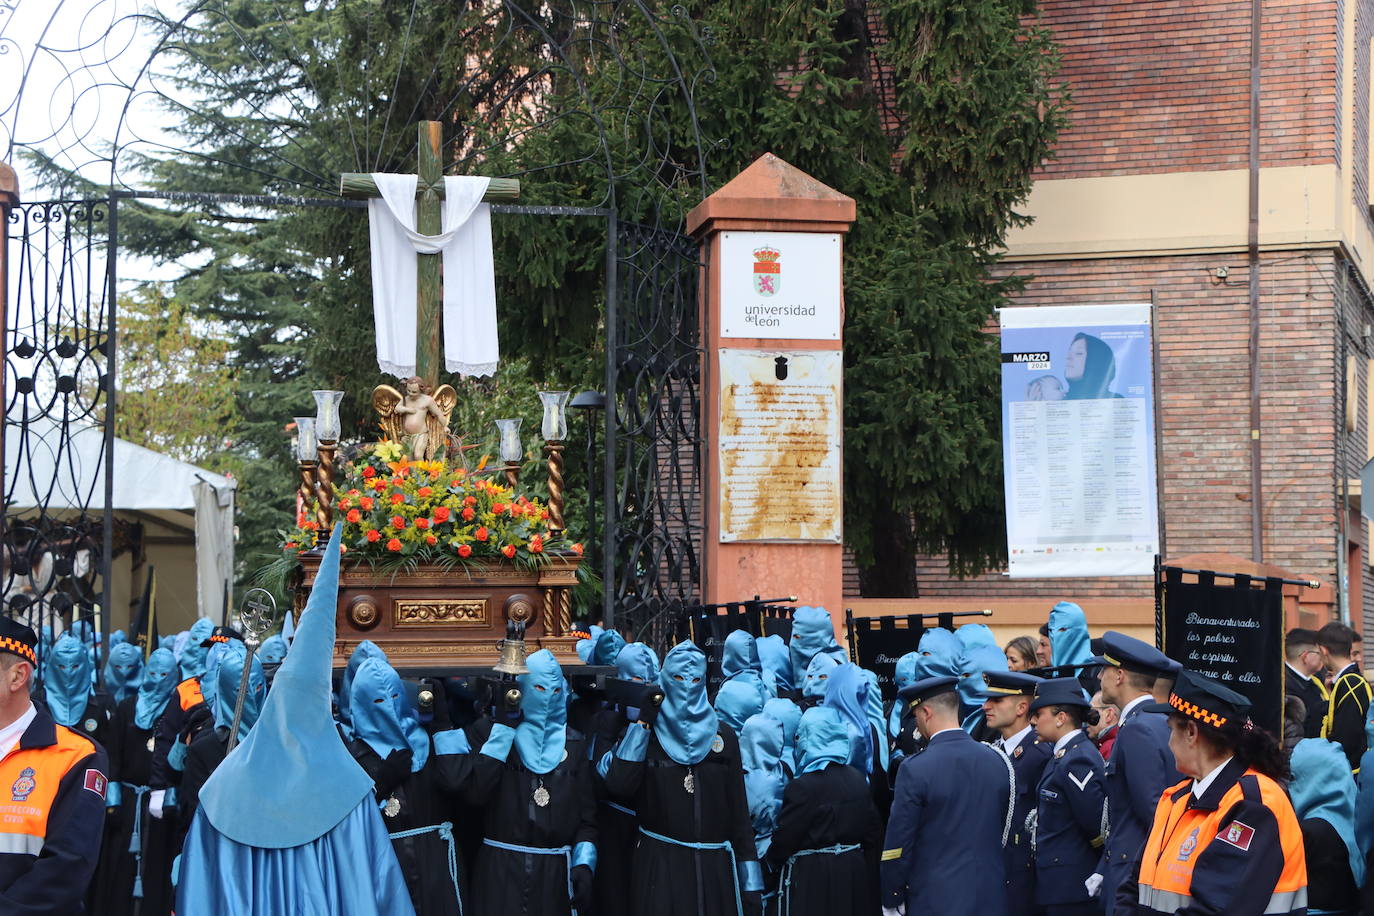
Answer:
[718,349,842,542]
[393,598,490,627]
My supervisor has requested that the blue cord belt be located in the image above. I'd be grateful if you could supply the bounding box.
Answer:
[482,837,578,915]
[779,843,860,916]
[638,827,742,916]
[120,783,151,899]
[390,821,461,915]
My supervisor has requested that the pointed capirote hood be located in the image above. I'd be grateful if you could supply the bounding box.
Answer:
[198,524,374,848]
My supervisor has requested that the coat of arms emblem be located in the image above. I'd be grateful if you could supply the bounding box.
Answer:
[11,767,36,802]
[752,246,780,297]
[1177,827,1200,861]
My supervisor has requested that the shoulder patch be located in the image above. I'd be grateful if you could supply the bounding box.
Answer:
[83,769,107,799]
[1217,820,1254,851]
[1067,769,1095,792]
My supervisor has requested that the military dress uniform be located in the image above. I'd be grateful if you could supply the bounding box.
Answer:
[0,618,111,915]
[980,671,1051,916]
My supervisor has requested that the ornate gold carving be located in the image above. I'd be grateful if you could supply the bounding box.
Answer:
[346,596,380,630]
[504,593,537,624]
[393,598,489,628]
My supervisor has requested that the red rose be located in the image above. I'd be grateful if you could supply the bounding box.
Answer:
[417,486,433,498]
[365,529,381,543]
[571,543,584,556]
[475,527,489,541]
[347,489,361,498]
[529,535,543,554]
[391,477,405,488]
[386,538,403,552]
[540,510,549,521]
[360,497,374,511]
[502,544,517,559]
[337,498,351,510]
[493,502,506,515]
[390,493,404,505]
[390,515,406,529]
[284,541,297,550]
[510,504,523,517]
[458,544,473,558]
[362,466,377,479]
[296,512,307,527]
[464,496,477,507]
[415,518,430,530]
[424,534,438,546]
[433,506,451,523]
[346,509,362,524]
[462,507,475,521]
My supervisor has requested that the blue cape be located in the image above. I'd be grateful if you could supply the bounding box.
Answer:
[860,668,889,769]
[280,609,296,644]
[1049,602,1093,667]
[788,607,845,686]
[716,677,766,737]
[616,643,660,683]
[801,652,841,700]
[576,625,605,663]
[1291,738,1365,886]
[104,642,144,704]
[723,631,762,678]
[179,618,215,680]
[258,635,289,666]
[350,657,429,772]
[44,635,91,727]
[797,706,850,774]
[213,645,267,744]
[762,697,802,773]
[740,713,787,776]
[756,634,793,694]
[337,640,388,735]
[1356,708,1374,860]
[657,641,718,765]
[199,642,232,712]
[514,649,567,774]
[958,644,1009,714]
[914,628,959,680]
[955,623,998,653]
[198,524,375,848]
[822,663,874,774]
[889,652,920,737]
[740,713,787,861]
[592,630,627,668]
[135,648,180,730]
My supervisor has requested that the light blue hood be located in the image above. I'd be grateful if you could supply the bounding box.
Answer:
[762,697,802,773]
[514,649,568,775]
[802,652,841,700]
[616,643,660,683]
[591,630,627,667]
[179,618,215,680]
[822,663,875,774]
[723,631,762,679]
[914,628,959,680]
[796,706,851,774]
[657,641,718,766]
[1049,602,1093,667]
[740,713,786,776]
[959,645,1009,714]
[135,648,180,730]
[716,677,767,737]
[351,656,429,773]
[104,642,144,704]
[1291,738,1364,886]
[337,640,388,735]
[955,624,998,654]
[860,668,889,769]
[213,644,267,745]
[45,635,91,727]
[756,634,793,694]
[889,652,920,737]
[258,635,289,666]
[788,607,845,686]
[576,625,605,663]
[199,642,233,712]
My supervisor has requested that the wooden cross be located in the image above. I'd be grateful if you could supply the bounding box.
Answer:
[340,120,519,386]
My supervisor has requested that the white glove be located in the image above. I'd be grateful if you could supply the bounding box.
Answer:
[1085,873,1104,898]
[882,907,906,916]
[148,789,166,820]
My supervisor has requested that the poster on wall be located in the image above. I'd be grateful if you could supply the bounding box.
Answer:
[999,304,1159,577]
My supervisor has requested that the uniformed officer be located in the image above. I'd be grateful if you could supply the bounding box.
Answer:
[1028,677,1106,916]
[0,615,111,913]
[980,670,1050,916]
[880,675,1011,916]
[1122,670,1307,915]
[1088,632,1181,914]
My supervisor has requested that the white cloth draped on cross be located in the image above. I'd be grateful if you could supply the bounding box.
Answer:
[366,173,499,378]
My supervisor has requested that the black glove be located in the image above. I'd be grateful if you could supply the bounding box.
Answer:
[634,700,660,726]
[424,678,453,732]
[742,889,763,916]
[570,864,593,911]
[496,700,524,728]
[374,747,414,798]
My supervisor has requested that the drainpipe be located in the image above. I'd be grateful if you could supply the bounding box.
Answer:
[1247,0,1264,563]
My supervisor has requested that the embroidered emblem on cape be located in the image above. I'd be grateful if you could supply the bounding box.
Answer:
[1177,827,1200,861]
[10,767,36,801]
[1067,770,1094,792]
[711,735,725,754]
[83,769,107,799]
[1218,820,1255,851]
[84,718,97,733]
[383,797,401,818]
[533,785,551,808]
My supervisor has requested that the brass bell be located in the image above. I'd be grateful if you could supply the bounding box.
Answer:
[493,637,529,676]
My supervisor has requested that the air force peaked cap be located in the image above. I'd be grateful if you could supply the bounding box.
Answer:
[1028,676,1092,714]
[980,670,1042,698]
[1088,631,1176,676]
[898,675,958,706]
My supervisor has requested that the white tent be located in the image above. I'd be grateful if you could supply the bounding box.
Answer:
[5,420,236,628]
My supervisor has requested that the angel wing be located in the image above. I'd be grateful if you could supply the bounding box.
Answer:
[371,384,405,444]
[425,384,459,460]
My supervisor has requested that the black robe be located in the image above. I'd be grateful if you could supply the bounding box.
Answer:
[93,693,178,916]
[348,737,467,916]
[602,726,757,916]
[437,720,597,916]
[178,725,229,827]
[765,762,881,916]
[586,707,636,916]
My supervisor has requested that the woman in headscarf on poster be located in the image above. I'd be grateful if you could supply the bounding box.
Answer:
[1064,332,1123,400]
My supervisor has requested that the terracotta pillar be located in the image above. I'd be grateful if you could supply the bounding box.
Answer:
[686,154,855,633]
[0,163,18,504]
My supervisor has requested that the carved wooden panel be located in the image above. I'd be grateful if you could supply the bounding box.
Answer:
[393,597,490,628]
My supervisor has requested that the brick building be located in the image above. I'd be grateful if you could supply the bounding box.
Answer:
[849,0,1374,653]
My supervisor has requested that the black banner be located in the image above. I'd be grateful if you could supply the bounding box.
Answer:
[681,602,795,697]
[848,615,929,701]
[1159,567,1285,736]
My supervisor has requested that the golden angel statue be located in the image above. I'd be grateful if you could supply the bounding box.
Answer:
[372,377,458,461]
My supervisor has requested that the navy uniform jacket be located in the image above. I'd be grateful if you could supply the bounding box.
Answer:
[1033,730,1106,908]
[881,728,1011,915]
[1001,731,1052,916]
[0,704,110,915]
[1101,703,1179,916]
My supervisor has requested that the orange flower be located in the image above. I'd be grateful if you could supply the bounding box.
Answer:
[433,506,451,523]
[417,486,433,498]
[462,507,475,521]
[501,544,517,558]
[296,512,307,527]
[463,495,477,506]
[360,497,374,511]
[362,466,377,479]
[365,529,381,543]
[415,518,430,530]
[493,502,507,515]
[424,534,438,546]
[390,515,406,529]
[371,478,387,492]
[390,493,405,505]
[454,468,466,478]
[339,543,348,554]
[386,538,403,552]
[346,509,362,524]
[429,468,441,480]
[284,541,297,550]
[458,544,472,558]
[540,510,549,521]
[571,543,584,556]
[337,498,351,510]
[529,535,543,554]
[475,527,489,542]
[347,488,361,498]
[391,477,405,488]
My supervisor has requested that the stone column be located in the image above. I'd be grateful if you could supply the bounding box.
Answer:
[686,153,855,632]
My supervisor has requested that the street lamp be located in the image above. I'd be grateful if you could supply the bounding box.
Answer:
[538,391,570,536]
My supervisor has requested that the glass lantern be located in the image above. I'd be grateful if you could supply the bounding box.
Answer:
[312,390,345,441]
[495,418,524,463]
[538,390,570,441]
[294,417,318,461]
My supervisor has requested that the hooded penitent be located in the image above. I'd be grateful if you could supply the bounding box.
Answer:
[822,664,875,775]
[258,635,289,666]
[788,607,846,687]
[513,649,568,774]
[1291,738,1365,887]
[350,657,429,773]
[616,642,660,683]
[740,713,788,859]
[723,631,762,679]
[135,648,180,731]
[888,652,920,737]
[1065,332,1118,400]
[592,630,628,668]
[179,618,215,680]
[796,706,851,775]
[958,645,1009,715]
[955,624,998,654]
[1048,602,1093,668]
[199,642,232,712]
[104,642,145,703]
[763,697,802,773]
[656,641,718,766]
[914,628,959,681]
[859,669,889,769]
[45,634,92,727]
[716,677,767,737]
[801,652,841,702]
[576,625,605,663]
[756,634,793,694]
[337,640,388,736]
[212,644,267,745]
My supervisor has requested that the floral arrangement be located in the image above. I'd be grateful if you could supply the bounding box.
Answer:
[280,440,581,565]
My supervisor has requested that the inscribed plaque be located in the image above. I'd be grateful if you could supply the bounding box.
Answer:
[719,232,841,339]
[718,349,842,542]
